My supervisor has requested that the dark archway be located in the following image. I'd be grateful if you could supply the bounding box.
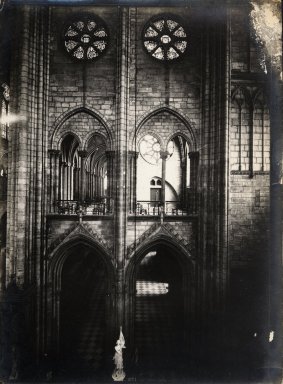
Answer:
[48,237,115,381]
[135,245,184,371]
[125,236,195,378]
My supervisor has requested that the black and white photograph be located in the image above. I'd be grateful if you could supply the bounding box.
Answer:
[0,0,282,383]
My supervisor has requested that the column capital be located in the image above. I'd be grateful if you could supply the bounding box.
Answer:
[128,150,139,159]
[78,150,88,158]
[48,149,61,157]
[105,150,115,159]
[160,151,169,160]
[188,151,199,160]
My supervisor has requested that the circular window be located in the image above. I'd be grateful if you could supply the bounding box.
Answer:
[143,15,188,61]
[139,135,161,165]
[63,16,109,61]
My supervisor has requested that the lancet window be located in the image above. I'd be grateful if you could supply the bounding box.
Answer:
[231,87,270,176]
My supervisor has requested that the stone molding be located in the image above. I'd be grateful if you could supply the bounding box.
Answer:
[46,222,113,260]
[126,222,194,259]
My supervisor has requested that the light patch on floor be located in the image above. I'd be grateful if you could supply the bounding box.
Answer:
[136,280,169,296]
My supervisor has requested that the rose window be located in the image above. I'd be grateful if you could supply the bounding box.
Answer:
[63,16,109,61]
[139,135,161,165]
[143,15,188,61]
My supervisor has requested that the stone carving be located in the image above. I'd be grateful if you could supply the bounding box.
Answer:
[127,222,194,258]
[126,223,159,256]
[1,83,10,101]
[47,222,113,258]
[112,327,126,381]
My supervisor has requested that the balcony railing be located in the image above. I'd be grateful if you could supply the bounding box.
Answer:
[53,198,113,215]
[132,201,188,216]
[131,190,199,216]
[52,193,199,217]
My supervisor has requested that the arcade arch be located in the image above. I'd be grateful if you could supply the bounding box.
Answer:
[125,237,195,372]
[47,238,115,379]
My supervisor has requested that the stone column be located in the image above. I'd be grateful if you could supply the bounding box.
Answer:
[265,67,282,380]
[61,162,68,201]
[180,161,186,207]
[66,162,71,200]
[196,7,230,361]
[0,248,6,296]
[78,150,87,202]
[48,149,60,213]
[160,151,168,208]
[189,151,199,213]
[69,163,74,200]
[189,151,199,189]
[128,151,138,213]
[114,7,130,330]
[73,165,79,200]
[106,150,115,201]
[85,171,90,200]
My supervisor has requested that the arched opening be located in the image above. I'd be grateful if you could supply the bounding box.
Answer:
[57,243,110,380]
[59,134,80,201]
[136,129,194,215]
[55,133,111,215]
[133,243,189,375]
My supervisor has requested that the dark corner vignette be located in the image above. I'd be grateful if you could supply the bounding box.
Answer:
[0,0,282,383]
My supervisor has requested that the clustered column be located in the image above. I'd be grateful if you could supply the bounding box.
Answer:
[48,149,61,212]
[160,151,168,208]
[128,151,138,213]
[189,151,199,213]
[78,150,87,202]
[106,150,115,212]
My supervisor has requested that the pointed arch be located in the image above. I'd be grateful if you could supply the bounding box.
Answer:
[124,234,196,358]
[253,88,265,107]
[51,107,113,150]
[58,131,82,153]
[84,131,108,152]
[46,234,115,358]
[135,106,197,151]
[126,234,195,281]
[231,86,252,107]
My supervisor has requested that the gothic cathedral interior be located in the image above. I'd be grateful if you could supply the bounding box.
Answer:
[0,0,282,383]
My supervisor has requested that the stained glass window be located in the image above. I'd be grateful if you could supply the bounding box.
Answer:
[143,15,188,61]
[63,16,109,61]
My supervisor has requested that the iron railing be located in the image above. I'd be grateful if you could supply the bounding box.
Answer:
[132,191,199,216]
[133,201,187,216]
[53,192,199,217]
[54,198,113,215]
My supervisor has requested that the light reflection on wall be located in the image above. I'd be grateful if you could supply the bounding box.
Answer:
[250,0,282,78]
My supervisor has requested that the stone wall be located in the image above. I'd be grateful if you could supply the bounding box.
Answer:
[49,7,118,142]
